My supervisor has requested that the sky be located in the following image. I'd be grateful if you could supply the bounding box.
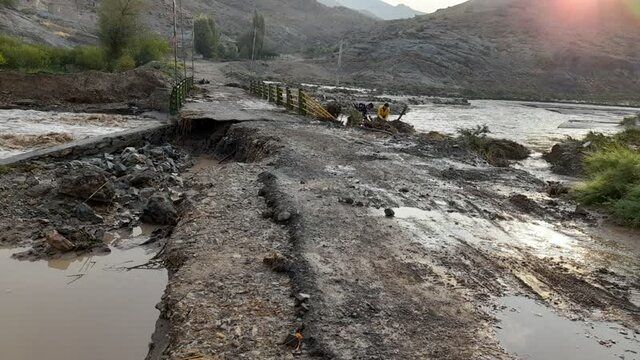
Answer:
[382,0,468,13]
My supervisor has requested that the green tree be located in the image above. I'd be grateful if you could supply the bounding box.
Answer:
[0,0,16,7]
[193,14,219,59]
[98,0,145,60]
[237,11,266,59]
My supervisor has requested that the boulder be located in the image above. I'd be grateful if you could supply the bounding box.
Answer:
[58,166,115,202]
[141,192,178,225]
[45,230,74,251]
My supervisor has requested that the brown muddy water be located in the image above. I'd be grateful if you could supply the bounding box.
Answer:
[0,237,166,360]
[494,296,639,360]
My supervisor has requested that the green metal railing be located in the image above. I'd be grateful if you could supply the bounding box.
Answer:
[249,79,336,121]
[169,77,194,115]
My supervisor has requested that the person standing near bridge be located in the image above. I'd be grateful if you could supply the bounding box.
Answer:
[377,103,390,121]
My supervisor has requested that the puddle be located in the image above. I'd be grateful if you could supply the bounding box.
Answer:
[494,296,640,360]
[0,244,166,360]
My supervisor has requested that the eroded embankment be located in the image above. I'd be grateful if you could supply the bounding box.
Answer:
[154,118,639,359]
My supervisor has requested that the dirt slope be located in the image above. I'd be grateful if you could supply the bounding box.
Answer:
[335,0,640,102]
[0,0,373,52]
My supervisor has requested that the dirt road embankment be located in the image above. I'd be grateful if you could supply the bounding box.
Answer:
[154,113,639,358]
[0,66,170,113]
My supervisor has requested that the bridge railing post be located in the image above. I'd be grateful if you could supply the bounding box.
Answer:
[276,86,283,106]
[286,87,292,110]
[298,89,306,115]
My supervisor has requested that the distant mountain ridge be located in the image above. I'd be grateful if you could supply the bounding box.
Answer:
[0,0,374,51]
[333,0,640,103]
[317,0,423,20]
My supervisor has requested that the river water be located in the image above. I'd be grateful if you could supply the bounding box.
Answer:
[0,109,165,159]
[403,100,639,151]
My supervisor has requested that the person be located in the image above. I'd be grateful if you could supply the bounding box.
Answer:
[377,103,390,121]
[354,102,374,120]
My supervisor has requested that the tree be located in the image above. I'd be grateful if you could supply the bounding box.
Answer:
[98,0,145,60]
[194,14,219,59]
[237,11,266,59]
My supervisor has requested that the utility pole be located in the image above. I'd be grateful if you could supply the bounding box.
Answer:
[250,25,257,75]
[178,0,187,78]
[336,39,344,87]
[192,20,195,79]
[172,0,178,82]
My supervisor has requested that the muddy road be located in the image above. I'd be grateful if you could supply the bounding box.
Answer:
[0,60,638,359]
[149,62,640,359]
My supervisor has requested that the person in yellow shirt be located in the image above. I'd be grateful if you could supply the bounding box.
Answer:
[377,103,390,121]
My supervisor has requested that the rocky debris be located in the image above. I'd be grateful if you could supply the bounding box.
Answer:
[58,166,115,203]
[74,203,104,224]
[324,102,342,118]
[509,194,541,214]
[275,210,292,223]
[432,97,470,106]
[543,140,587,176]
[384,208,395,217]
[1,142,189,260]
[363,118,415,134]
[263,252,292,273]
[45,229,74,251]
[546,181,570,197]
[419,131,448,142]
[141,192,179,225]
[480,138,530,167]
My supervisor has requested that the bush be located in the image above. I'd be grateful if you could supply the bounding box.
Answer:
[130,35,170,65]
[72,46,107,70]
[620,115,639,129]
[114,54,136,71]
[574,145,640,227]
[612,185,640,227]
[0,53,6,66]
[0,0,15,7]
[1,43,51,70]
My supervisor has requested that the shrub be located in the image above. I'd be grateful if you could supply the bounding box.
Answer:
[2,43,51,70]
[620,115,639,129]
[114,54,136,71]
[0,53,6,66]
[612,184,640,227]
[130,35,170,65]
[72,46,107,70]
[0,0,15,7]
[574,145,640,226]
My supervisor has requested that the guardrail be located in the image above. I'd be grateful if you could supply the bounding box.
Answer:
[249,79,336,121]
[169,77,194,115]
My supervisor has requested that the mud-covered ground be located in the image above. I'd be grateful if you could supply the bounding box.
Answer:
[145,61,640,359]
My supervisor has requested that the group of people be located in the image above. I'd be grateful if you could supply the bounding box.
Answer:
[355,102,391,122]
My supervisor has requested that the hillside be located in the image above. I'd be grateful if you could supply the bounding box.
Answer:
[317,0,424,20]
[0,0,374,51]
[332,0,640,103]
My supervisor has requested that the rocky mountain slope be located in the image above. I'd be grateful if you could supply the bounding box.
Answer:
[334,0,640,103]
[0,0,373,51]
[317,0,423,20]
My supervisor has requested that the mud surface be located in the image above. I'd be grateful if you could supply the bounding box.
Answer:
[0,67,170,113]
[152,64,639,359]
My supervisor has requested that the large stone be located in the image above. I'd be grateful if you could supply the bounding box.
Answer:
[45,230,74,251]
[58,166,115,203]
[141,192,178,225]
